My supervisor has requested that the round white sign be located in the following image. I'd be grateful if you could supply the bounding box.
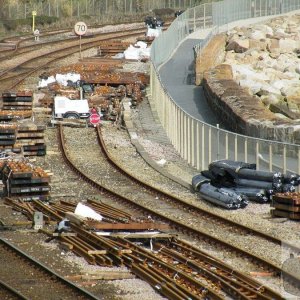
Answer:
[74,21,87,36]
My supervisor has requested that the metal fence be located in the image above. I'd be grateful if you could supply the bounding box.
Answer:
[2,0,205,19]
[150,0,300,174]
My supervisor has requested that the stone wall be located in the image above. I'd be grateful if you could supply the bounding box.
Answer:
[202,64,300,144]
[195,25,300,144]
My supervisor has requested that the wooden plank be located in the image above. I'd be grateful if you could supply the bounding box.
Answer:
[53,232,77,237]
[16,139,45,145]
[86,221,169,230]
[60,242,74,251]
[87,250,107,255]
[272,202,300,212]
[50,119,87,128]
[17,132,44,138]
[3,101,32,105]
[272,194,300,205]
[100,233,174,239]
[120,249,132,254]
[271,208,300,220]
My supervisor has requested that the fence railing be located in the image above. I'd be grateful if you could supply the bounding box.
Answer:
[150,0,300,174]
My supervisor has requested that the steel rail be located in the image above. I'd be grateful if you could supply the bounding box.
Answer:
[57,124,300,294]
[96,125,300,254]
[0,19,173,54]
[116,239,225,299]
[155,243,278,300]
[0,237,100,300]
[0,28,149,91]
[0,26,149,64]
[0,279,29,300]
[115,237,282,300]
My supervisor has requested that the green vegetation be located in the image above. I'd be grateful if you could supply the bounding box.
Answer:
[2,15,58,31]
[0,0,210,34]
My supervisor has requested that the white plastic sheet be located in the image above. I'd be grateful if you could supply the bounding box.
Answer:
[124,43,151,60]
[38,73,80,88]
[74,202,103,221]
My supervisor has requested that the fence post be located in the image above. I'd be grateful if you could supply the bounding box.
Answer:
[283,145,287,174]
[196,122,200,170]
[234,134,238,161]
[201,124,205,170]
[244,137,247,163]
[203,3,206,29]
[256,141,260,170]
[208,126,212,165]
[217,124,219,160]
[193,7,196,32]
[269,143,272,172]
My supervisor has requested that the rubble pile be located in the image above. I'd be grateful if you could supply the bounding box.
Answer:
[37,59,148,121]
[0,159,51,201]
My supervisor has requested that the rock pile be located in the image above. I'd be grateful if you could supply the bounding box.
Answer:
[203,14,300,143]
[225,14,300,119]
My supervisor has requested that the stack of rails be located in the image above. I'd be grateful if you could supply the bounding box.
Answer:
[271,192,300,220]
[1,91,33,111]
[97,40,131,57]
[16,123,46,156]
[0,123,20,153]
[0,160,51,202]
[0,123,46,156]
[81,70,149,86]
[0,110,32,121]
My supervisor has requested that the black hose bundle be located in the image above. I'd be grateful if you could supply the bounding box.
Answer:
[193,175,249,209]
[192,159,300,209]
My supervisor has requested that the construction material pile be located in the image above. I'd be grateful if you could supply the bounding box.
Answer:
[2,91,33,111]
[271,192,300,220]
[37,60,148,121]
[0,91,33,120]
[0,121,46,156]
[192,160,299,209]
[0,159,51,201]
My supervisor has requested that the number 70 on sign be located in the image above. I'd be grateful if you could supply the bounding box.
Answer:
[74,21,87,36]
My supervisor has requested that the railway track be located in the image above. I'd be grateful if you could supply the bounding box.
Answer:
[0,27,149,92]
[0,24,149,62]
[0,238,100,300]
[0,19,173,57]
[57,124,300,298]
[3,196,284,299]
[0,20,298,299]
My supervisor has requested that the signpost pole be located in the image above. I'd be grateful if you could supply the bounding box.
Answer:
[74,21,87,60]
[80,35,82,59]
[32,11,37,32]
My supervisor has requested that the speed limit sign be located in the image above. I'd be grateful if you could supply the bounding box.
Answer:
[74,21,87,36]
